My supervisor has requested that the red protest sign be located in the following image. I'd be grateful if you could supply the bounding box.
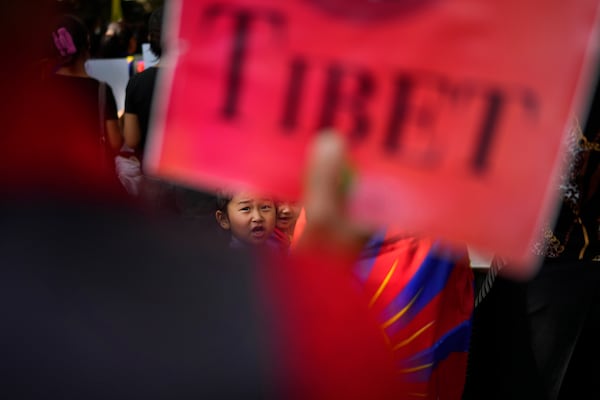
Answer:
[146,0,600,272]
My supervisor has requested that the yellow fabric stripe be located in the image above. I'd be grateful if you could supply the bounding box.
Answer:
[381,288,422,329]
[577,217,590,260]
[368,259,398,308]
[392,321,435,351]
[399,363,433,374]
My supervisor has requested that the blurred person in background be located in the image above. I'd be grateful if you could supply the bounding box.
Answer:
[121,6,216,216]
[96,20,138,58]
[463,82,600,399]
[269,201,303,252]
[43,14,124,171]
[123,6,163,162]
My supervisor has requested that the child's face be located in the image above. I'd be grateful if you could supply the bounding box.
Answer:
[218,193,276,245]
[276,202,301,232]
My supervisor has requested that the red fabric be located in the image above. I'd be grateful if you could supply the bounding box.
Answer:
[262,250,402,399]
[357,231,474,399]
[434,352,469,400]
[271,227,291,248]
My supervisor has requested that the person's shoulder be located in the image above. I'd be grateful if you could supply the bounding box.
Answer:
[142,66,160,77]
[126,67,158,93]
[45,74,102,96]
[68,75,104,90]
[50,74,96,84]
[131,67,159,83]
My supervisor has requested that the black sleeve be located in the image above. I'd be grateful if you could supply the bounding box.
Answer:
[124,74,138,115]
[104,84,119,121]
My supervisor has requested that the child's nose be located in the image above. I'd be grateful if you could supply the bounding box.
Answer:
[278,204,291,215]
[251,209,264,221]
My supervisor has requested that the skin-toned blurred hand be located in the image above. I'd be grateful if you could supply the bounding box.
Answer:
[296,131,374,263]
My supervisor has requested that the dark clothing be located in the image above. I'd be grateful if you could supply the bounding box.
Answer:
[124,66,159,156]
[529,123,600,263]
[464,264,600,400]
[49,74,119,137]
[0,202,270,399]
[0,199,401,399]
[39,73,122,192]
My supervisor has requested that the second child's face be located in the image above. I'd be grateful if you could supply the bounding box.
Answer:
[226,193,276,245]
[276,202,301,232]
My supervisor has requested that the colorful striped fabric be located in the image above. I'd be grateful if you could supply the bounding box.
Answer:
[354,231,474,399]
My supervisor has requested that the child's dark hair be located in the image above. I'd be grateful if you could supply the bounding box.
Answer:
[148,7,164,59]
[51,15,90,67]
[216,191,232,214]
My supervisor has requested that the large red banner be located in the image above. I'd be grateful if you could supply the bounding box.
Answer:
[146,0,600,272]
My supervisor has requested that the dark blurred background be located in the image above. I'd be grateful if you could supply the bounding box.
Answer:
[55,0,165,57]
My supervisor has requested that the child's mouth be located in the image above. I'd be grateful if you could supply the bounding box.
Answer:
[251,226,265,238]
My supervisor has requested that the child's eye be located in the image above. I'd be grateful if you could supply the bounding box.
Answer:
[239,207,250,212]
[261,205,272,211]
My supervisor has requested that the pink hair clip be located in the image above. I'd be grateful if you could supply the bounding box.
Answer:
[53,27,77,56]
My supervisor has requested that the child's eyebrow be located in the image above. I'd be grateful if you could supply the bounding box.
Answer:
[236,199,252,205]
